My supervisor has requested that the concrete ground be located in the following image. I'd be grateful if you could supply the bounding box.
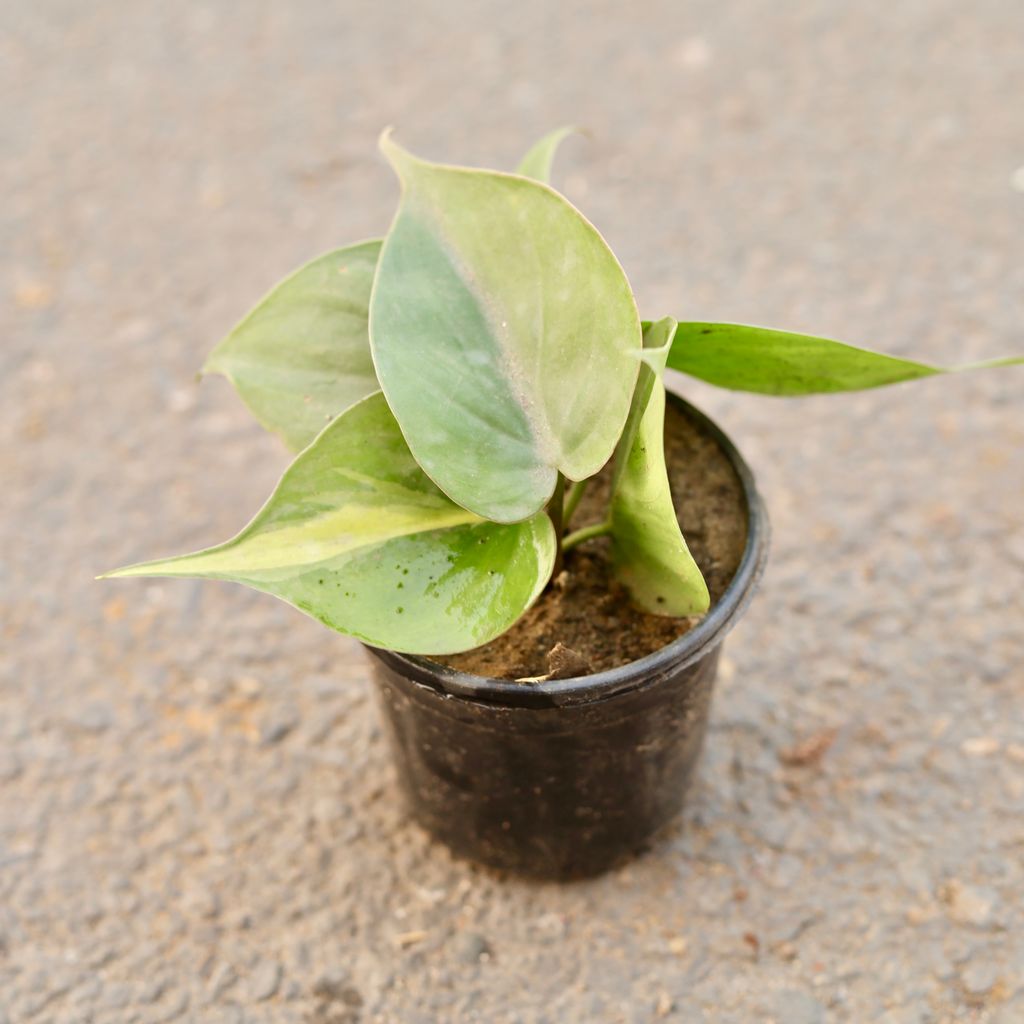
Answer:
[3,2,1023,1021]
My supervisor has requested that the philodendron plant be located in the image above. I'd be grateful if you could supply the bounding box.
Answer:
[103,130,1022,656]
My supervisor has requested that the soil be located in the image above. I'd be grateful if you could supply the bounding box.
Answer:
[435,401,749,680]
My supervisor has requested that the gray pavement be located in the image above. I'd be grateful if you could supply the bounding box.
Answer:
[3,2,1023,1021]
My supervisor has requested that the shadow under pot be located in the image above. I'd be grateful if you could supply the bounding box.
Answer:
[364,391,769,879]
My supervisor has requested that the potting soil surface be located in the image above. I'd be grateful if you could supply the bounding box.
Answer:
[440,402,748,678]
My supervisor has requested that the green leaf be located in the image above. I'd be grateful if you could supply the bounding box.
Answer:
[102,393,556,655]
[609,318,710,616]
[204,133,581,449]
[666,322,1024,395]
[515,126,578,183]
[370,133,642,523]
[203,241,382,450]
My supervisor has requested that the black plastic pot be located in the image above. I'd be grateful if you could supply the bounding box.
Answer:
[365,393,769,878]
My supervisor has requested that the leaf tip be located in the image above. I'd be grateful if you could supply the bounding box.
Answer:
[545,124,583,146]
[556,124,590,149]
[515,126,587,183]
[199,335,231,379]
[643,316,678,348]
[378,127,413,176]
[96,564,140,580]
[98,555,185,581]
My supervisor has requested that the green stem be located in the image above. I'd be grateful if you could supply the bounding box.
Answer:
[548,473,566,578]
[562,478,589,526]
[561,519,612,552]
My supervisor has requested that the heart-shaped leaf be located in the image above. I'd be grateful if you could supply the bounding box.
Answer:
[666,322,1024,395]
[515,126,578,183]
[370,134,642,523]
[609,318,710,616]
[203,132,585,450]
[203,241,382,450]
[102,393,555,654]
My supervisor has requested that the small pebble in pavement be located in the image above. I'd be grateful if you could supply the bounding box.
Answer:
[961,959,998,999]
[454,933,492,965]
[248,960,282,1001]
[940,880,997,928]
[208,963,237,999]
[766,989,827,1024]
[259,707,299,745]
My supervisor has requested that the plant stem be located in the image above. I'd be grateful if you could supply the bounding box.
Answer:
[561,519,612,552]
[548,473,566,578]
[562,478,589,526]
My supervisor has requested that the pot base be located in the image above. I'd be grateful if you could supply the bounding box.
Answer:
[368,646,718,879]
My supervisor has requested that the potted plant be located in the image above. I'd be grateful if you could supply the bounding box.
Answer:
[103,130,1021,878]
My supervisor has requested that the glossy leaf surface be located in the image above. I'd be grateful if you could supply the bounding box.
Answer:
[609,318,710,616]
[103,393,556,654]
[370,134,641,523]
[203,241,382,450]
[667,322,1024,395]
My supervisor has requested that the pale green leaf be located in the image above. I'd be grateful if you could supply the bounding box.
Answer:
[203,241,382,450]
[102,393,555,654]
[515,126,578,183]
[205,133,585,450]
[666,322,1024,395]
[370,133,642,523]
[609,318,710,616]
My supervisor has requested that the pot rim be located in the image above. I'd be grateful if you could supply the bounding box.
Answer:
[367,389,770,709]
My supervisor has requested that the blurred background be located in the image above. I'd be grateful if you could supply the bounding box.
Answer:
[3,2,1022,1021]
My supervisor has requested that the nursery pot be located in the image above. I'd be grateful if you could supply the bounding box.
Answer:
[364,392,769,878]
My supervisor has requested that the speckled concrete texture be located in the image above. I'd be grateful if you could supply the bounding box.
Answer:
[3,2,1023,1022]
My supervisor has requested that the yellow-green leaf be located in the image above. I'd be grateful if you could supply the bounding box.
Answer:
[204,241,382,450]
[609,318,710,616]
[666,322,1024,395]
[102,393,556,654]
